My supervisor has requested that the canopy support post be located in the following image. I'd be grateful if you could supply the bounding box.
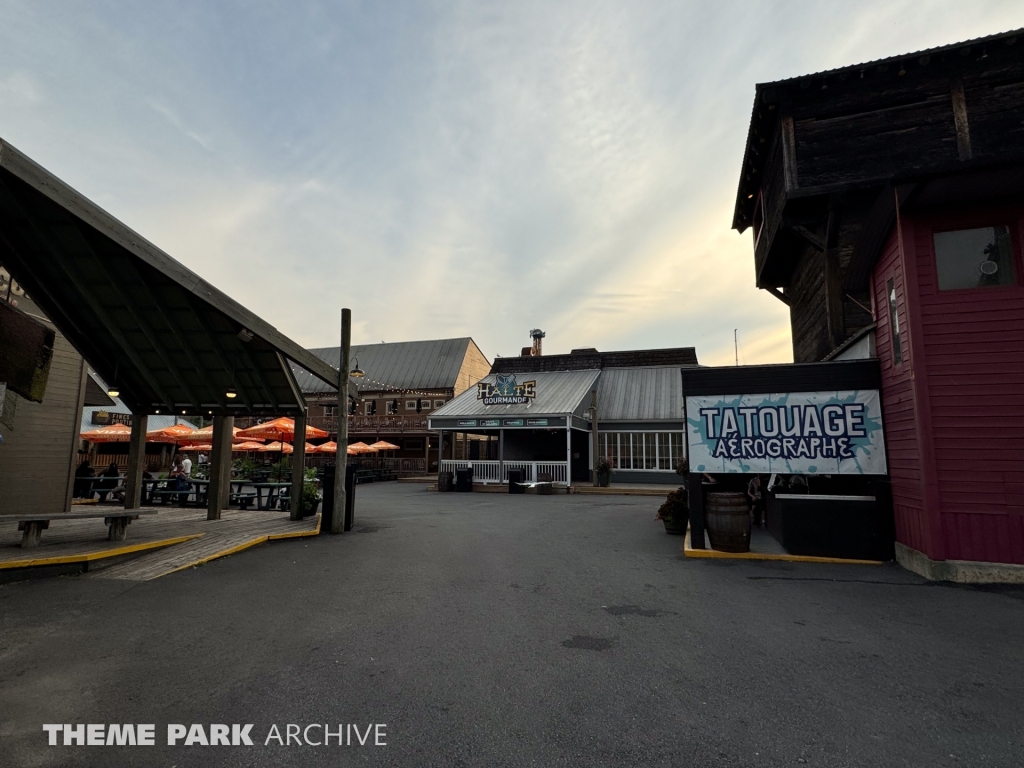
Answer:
[208,414,233,521]
[331,308,351,534]
[290,412,307,521]
[566,423,572,486]
[498,429,504,482]
[124,414,148,509]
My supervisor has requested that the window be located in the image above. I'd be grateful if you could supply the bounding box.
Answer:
[405,400,417,411]
[434,399,446,409]
[887,278,902,365]
[323,405,336,417]
[364,402,374,416]
[597,432,685,471]
[405,438,424,451]
[934,225,1016,290]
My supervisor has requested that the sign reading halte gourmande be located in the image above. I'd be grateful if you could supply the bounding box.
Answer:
[477,374,536,406]
[686,390,887,475]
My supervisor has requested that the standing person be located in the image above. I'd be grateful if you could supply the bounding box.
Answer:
[747,474,765,528]
[181,453,193,478]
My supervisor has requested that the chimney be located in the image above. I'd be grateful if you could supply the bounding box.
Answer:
[529,328,546,356]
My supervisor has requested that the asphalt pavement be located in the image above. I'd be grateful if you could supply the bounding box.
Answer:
[1,482,1022,767]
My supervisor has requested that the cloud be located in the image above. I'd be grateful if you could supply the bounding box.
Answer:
[0,0,1021,370]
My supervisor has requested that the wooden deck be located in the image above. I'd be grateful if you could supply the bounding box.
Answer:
[0,507,320,581]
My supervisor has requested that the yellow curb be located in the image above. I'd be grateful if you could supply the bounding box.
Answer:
[0,534,204,570]
[683,529,883,565]
[268,513,321,540]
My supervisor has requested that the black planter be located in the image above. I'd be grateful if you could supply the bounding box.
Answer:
[662,518,688,535]
[597,471,611,487]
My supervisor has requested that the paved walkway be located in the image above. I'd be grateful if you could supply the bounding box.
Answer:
[1,483,1022,767]
[0,507,319,580]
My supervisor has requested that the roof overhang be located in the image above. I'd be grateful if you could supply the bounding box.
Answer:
[0,138,343,416]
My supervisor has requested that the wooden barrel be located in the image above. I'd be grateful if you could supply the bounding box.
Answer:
[705,492,751,553]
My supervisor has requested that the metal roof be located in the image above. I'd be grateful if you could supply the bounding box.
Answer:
[430,369,600,420]
[0,138,340,416]
[597,366,683,422]
[293,337,480,395]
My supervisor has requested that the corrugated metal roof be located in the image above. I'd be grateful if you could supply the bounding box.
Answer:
[431,369,600,419]
[597,366,683,421]
[292,338,478,395]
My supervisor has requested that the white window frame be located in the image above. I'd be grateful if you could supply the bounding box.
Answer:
[597,431,686,471]
[405,400,417,411]
[434,399,446,409]
[364,401,374,416]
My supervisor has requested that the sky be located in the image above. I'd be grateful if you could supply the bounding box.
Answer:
[1,1,1022,367]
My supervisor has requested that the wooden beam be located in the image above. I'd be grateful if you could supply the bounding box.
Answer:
[780,114,798,190]
[13,205,179,411]
[114,256,228,411]
[764,286,791,306]
[787,224,825,252]
[125,414,148,509]
[0,141,341,390]
[950,77,972,161]
[290,412,306,522]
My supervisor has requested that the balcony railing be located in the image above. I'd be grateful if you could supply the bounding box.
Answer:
[440,460,568,484]
[307,414,430,433]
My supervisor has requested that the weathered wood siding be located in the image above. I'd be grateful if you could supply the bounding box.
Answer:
[0,328,85,517]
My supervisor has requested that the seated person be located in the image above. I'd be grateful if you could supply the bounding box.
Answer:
[73,459,95,498]
[95,462,121,503]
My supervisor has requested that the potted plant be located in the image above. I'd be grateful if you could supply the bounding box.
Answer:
[656,488,689,535]
[595,456,612,487]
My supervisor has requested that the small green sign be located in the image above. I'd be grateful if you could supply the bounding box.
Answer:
[503,419,524,427]
[480,419,500,427]
[457,419,478,427]
[526,418,549,426]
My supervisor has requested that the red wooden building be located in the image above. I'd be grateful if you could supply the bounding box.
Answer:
[733,30,1024,579]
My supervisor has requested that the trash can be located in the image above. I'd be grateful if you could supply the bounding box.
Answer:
[438,471,454,492]
[320,463,357,533]
[508,469,525,494]
[455,467,473,492]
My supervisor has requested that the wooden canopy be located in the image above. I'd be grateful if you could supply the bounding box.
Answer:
[0,138,344,416]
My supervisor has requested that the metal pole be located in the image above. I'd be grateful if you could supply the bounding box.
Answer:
[566,422,572,485]
[590,390,599,486]
[498,429,504,482]
[332,308,351,534]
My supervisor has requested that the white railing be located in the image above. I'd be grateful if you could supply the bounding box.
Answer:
[440,460,568,484]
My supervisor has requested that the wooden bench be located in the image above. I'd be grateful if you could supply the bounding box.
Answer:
[13,510,158,548]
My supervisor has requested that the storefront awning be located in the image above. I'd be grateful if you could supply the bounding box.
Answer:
[428,369,600,429]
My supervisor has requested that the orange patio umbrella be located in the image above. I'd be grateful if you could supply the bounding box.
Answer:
[370,440,400,451]
[178,443,213,452]
[194,424,252,443]
[259,441,293,454]
[313,441,337,454]
[236,417,328,442]
[347,441,378,454]
[146,423,198,443]
[81,423,133,442]
[232,441,266,451]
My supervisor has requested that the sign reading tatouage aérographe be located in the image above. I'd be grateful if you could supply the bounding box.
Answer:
[686,390,887,475]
